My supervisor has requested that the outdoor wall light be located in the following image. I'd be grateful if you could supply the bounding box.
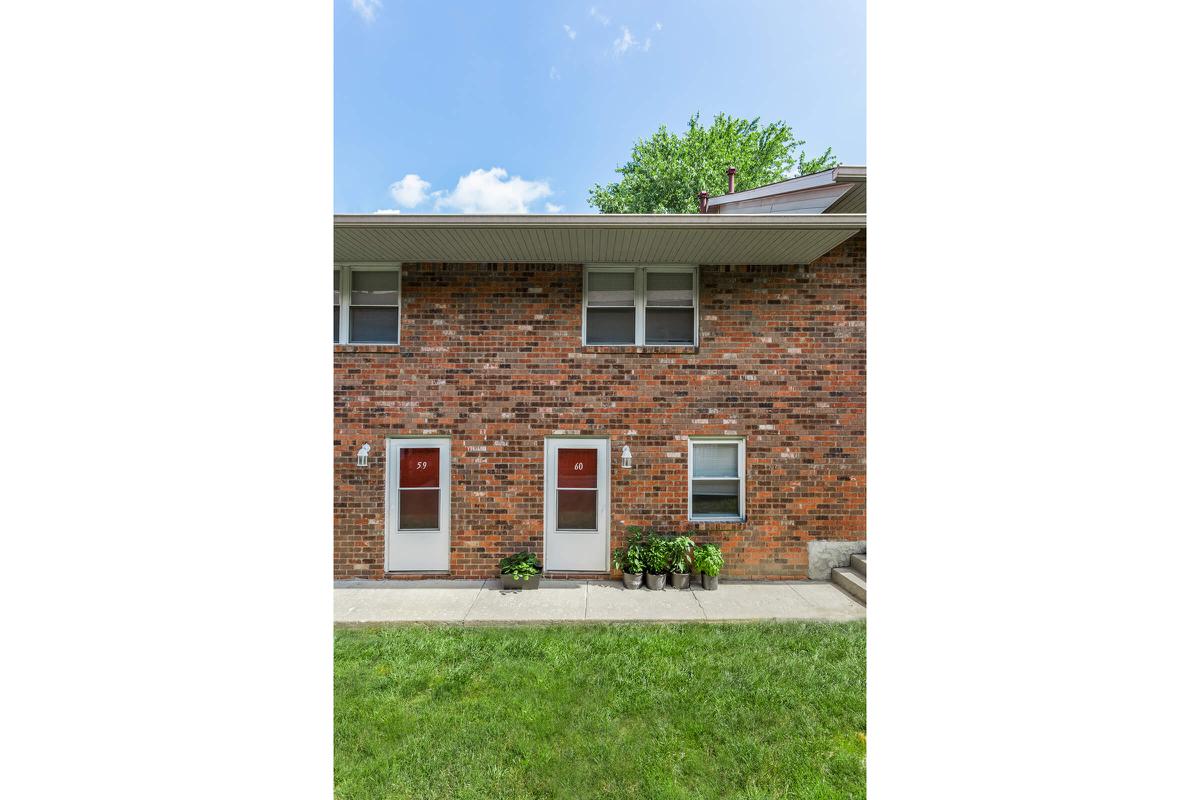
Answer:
[356,443,371,467]
[621,445,632,469]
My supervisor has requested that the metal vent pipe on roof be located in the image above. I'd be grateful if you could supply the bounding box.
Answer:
[727,167,736,194]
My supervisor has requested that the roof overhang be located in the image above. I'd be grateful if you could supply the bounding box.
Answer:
[706,165,866,211]
[334,213,865,266]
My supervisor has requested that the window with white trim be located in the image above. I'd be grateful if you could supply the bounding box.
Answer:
[584,266,697,346]
[688,438,745,521]
[334,266,401,344]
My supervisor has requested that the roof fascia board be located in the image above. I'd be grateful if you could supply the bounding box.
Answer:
[334,213,866,230]
[831,165,866,182]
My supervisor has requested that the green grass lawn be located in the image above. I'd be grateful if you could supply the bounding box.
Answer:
[335,621,865,800]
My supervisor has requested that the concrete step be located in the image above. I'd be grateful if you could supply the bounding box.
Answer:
[849,552,866,578]
[832,566,866,605]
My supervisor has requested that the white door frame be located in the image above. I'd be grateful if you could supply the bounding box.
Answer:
[543,437,610,572]
[385,437,451,571]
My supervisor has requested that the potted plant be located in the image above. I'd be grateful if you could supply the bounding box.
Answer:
[643,533,671,590]
[667,534,695,589]
[617,525,652,589]
[499,551,542,589]
[693,542,724,590]
[612,541,645,589]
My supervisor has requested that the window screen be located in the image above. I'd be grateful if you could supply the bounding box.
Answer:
[645,271,695,345]
[585,271,635,344]
[349,271,399,343]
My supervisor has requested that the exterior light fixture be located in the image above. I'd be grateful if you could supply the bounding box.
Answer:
[621,445,632,469]
[356,443,371,467]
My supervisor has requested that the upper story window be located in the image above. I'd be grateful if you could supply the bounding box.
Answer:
[583,266,697,346]
[334,266,400,344]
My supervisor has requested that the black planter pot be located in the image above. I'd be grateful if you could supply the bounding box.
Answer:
[500,574,541,590]
[669,572,691,590]
[645,572,667,591]
[702,573,719,591]
[621,571,644,590]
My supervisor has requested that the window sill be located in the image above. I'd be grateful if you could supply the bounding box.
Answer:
[689,517,747,525]
[581,344,699,355]
[335,344,402,353]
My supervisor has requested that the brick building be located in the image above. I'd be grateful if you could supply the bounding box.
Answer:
[334,167,866,580]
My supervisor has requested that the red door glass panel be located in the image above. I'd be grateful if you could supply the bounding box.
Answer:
[556,489,597,530]
[397,489,439,529]
[557,448,597,488]
[399,447,440,488]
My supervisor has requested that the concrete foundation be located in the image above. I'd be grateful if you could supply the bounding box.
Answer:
[807,540,867,580]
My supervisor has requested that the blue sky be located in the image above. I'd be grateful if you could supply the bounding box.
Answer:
[335,0,864,213]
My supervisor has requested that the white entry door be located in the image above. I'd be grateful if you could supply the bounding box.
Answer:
[385,438,450,571]
[544,438,609,572]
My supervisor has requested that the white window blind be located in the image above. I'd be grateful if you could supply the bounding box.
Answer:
[692,443,739,477]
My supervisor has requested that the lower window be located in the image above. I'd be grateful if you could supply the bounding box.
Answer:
[688,438,746,521]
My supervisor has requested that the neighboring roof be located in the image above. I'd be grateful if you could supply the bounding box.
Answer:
[706,165,866,214]
[334,213,865,266]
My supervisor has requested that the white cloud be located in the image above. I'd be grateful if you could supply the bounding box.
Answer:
[434,167,552,213]
[351,0,382,23]
[372,209,401,214]
[613,25,654,55]
[613,26,635,54]
[563,24,576,40]
[544,203,563,213]
[388,174,431,208]
[655,21,663,31]
[549,65,561,80]
[589,7,610,26]
[611,25,653,56]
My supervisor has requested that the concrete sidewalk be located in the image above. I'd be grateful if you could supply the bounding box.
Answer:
[334,579,865,626]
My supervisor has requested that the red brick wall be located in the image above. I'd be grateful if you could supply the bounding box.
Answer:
[334,232,865,579]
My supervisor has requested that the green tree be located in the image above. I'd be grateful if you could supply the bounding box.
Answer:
[588,112,836,214]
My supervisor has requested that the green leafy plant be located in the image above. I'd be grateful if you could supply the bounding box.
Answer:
[624,525,650,544]
[611,543,645,574]
[643,534,672,575]
[667,535,695,575]
[611,546,625,572]
[499,551,542,581]
[693,543,724,577]
[623,525,683,573]
[588,112,837,214]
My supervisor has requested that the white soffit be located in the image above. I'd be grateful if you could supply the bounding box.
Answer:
[334,213,865,265]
